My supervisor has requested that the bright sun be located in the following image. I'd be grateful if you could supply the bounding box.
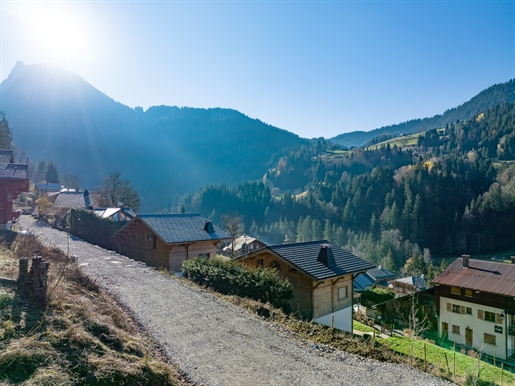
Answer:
[13,3,95,64]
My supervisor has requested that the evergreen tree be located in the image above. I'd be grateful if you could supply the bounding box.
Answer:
[45,161,60,183]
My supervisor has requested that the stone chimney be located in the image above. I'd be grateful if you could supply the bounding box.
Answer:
[462,254,470,268]
[204,220,214,233]
[317,244,336,268]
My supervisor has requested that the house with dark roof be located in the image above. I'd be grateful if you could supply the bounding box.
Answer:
[235,240,374,333]
[0,150,29,228]
[432,255,515,362]
[109,214,231,272]
[51,190,101,209]
[388,275,426,295]
[222,234,267,258]
[94,207,136,222]
[353,266,396,292]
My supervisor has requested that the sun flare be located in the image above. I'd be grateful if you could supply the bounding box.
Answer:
[11,3,95,64]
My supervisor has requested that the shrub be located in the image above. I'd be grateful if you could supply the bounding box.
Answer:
[360,287,396,307]
[182,257,293,313]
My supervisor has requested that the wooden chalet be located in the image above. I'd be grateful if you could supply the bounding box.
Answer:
[433,255,515,362]
[109,214,230,272]
[222,234,267,258]
[236,240,374,333]
[0,150,28,229]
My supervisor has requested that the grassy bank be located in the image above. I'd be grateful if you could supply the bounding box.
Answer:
[225,295,515,386]
[0,232,187,385]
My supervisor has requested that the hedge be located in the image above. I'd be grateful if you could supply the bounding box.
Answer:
[182,257,293,313]
[67,209,126,249]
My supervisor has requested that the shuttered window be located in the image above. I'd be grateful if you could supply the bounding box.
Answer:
[452,325,460,334]
[451,287,461,295]
[484,333,496,345]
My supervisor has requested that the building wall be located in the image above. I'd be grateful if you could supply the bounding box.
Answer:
[312,276,353,330]
[168,242,217,273]
[238,251,314,318]
[116,225,217,272]
[439,296,507,360]
[122,228,170,268]
[315,307,353,333]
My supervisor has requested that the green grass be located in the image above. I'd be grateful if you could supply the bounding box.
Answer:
[366,133,420,150]
[379,335,515,385]
[353,320,376,333]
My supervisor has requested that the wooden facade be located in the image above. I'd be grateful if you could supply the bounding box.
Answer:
[239,250,354,321]
[111,216,225,272]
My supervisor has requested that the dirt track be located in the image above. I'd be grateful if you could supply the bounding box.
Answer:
[25,216,453,386]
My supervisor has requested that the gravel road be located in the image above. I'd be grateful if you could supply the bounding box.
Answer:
[24,216,453,386]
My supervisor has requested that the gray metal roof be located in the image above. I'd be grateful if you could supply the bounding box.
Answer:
[0,163,28,179]
[138,214,230,244]
[52,191,102,208]
[432,257,515,297]
[267,240,375,281]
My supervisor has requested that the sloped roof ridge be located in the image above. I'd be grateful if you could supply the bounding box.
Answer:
[268,239,330,248]
[139,213,202,218]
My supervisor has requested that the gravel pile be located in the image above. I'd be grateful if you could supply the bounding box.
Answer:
[25,216,454,386]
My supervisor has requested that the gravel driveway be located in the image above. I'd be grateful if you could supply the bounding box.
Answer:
[24,216,453,386]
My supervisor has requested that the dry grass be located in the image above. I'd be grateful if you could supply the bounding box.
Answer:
[0,231,189,385]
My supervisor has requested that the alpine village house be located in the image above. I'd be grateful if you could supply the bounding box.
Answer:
[236,240,374,333]
[109,214,230,272]
[432,255,515,362]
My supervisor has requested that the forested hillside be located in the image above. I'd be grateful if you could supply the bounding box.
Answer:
[0,62,305,211]
[184,103,515,277]
[332,79,515,147]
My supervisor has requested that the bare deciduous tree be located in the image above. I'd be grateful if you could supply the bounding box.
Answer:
[98,171,141,212]
[221,213,244,258]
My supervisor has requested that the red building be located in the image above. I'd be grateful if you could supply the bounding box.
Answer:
[0,150,29,228]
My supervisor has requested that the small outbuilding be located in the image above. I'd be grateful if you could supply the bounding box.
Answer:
[109,214,230,272]
[235,240,374,333]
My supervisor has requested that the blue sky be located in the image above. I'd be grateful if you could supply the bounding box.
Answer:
[1,1,514,139]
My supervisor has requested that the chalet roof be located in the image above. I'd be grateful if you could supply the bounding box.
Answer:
[94,207,136,220]
[52,191,102,209]
[367,267,396,282]
[262,240,375,281]
[124,214,231,244]
[354,272,375,291]
[432,257,515,297]
[0,163,28,179]
[390,275,426,290]
[36,182,62,192]
[224,234,265,252]
[0,150,14,163]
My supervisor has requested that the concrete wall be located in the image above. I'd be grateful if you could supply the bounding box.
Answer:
[315,307,353,333]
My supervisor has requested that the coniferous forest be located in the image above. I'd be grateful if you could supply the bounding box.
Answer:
[182,102,515,277]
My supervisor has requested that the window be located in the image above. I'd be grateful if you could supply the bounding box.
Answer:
[484,333,496,345]
[198,253,210,259]
[464,289,473,297]
[450,287,461,295]
[271,261,281,271]
[257,258,264,267]
[466,307,472,315]
[485,311,496,322]
[152,235,157,250]
[452,325,460,334]
[338,286,348,300]
[452,304,461,313]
